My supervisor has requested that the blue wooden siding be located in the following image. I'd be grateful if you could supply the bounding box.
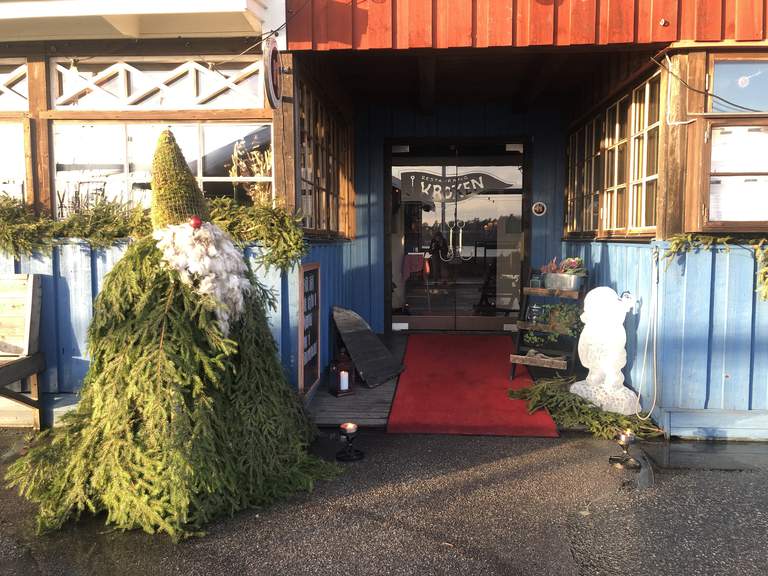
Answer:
[564,241,768,440]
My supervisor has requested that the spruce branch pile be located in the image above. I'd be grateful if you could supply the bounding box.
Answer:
[510,377,663,439]
[5,129,334,540]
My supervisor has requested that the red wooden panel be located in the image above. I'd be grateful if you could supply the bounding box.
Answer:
[556,0,572,45]
[695,0,724,41]
[637,0,653,43]
[566,0,598,45]
[679,0,697,39]
[529,0,556,45]
[436,0,472,47]
[407,0,433,47]
[313,0,329,50]
[724,0,737,38]
[605,0,637,44]
[353,0,393,49]
[651,0,680,42]
[515,0,531,46]
[734,0,764,40]
[474,0,490,47]
[327,0,353,49]
[488,0,514,46]
[287,0,313,50]
[394,0,410,48]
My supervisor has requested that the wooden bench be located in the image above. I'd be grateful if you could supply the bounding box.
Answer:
[0,274,44,429]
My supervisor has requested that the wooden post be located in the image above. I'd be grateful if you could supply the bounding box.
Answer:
[273,52,296,213]
[26,57,52,215]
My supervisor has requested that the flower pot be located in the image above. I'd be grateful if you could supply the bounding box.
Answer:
[543,273,585,291]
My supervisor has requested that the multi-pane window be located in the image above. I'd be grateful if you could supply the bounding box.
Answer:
[0,123,27,200]
[603,97,629,231]
[565,118,602,234]
[298,78,353,235]
[53,122,272,217]
[565,74,661,237]
[629,75,660,229]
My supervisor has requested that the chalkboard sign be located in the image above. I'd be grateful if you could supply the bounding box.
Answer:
[299,263,320,394]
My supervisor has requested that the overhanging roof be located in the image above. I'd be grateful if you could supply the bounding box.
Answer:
[0,0,272,41]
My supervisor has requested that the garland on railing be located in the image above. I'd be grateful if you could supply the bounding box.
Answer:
[509,377,663,439]
[664,233,768,301]
[0,195,306,271]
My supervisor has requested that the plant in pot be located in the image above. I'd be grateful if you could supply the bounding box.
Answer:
[540,257,587,291]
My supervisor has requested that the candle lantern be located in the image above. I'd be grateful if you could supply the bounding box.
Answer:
[329,348,356,397]
[608,428,641,470]
[336,422,364,462]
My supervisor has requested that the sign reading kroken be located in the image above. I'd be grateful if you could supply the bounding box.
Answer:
[400,170,520,201]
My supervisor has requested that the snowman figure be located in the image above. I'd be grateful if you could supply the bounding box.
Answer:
[570,287,639,415]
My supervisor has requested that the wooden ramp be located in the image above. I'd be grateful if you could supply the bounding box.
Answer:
[308,333,406,428]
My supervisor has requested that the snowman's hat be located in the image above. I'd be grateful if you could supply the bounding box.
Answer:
[150,129,210,229]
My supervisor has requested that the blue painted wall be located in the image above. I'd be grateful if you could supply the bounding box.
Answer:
[564,240,768,440]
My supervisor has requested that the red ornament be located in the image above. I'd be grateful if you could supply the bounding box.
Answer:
[188,215,202,229]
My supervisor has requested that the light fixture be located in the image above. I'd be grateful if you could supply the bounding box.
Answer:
[336,422,364,462]
[609,428,641,470]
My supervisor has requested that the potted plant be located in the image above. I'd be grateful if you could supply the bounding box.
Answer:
[540,257,587,291]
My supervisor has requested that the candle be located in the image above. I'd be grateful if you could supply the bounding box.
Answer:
[340,370,349,391]
[340,422,358,434]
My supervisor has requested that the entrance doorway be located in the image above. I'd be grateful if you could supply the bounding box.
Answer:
[388,141,529,331]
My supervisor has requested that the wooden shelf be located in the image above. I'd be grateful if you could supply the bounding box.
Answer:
[516,321,573,336]
[509,353,568,370]
[523,287,581,299]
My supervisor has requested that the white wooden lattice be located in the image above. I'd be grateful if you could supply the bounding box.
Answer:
[52,59,264,110]
[0,64,28,111]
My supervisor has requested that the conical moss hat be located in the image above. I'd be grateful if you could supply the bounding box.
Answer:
[150,129,210,229]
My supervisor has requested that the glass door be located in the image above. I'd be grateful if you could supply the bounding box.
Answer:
[390,142,525,331]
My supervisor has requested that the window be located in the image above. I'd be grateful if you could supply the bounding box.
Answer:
[565,74,661,238]
[712,59,768,113]
[629,75,660,229]
[707,124,768,223]
[0,122,27,200]
[297,77,354,236]
[53,122,272,217]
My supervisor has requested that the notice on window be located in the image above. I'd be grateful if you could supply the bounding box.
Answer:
[710,176,768,221]
[300,264,320,393]
[711,126,768,173]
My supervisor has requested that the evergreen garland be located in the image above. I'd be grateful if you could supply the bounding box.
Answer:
[510,377,663,439]
[5,236,335,539]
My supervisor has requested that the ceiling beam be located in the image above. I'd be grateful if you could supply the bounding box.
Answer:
[102,15,141,37]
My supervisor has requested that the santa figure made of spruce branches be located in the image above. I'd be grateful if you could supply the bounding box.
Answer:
[7,130,332,540]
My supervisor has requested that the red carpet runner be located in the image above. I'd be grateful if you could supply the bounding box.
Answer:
[387,334,558,437]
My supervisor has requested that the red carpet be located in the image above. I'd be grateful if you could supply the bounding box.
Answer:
[387,334,558,437]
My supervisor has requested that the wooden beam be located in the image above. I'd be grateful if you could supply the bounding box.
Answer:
[26,57,51,214]
[102,15,141,37]
[273,52,296,212]
[39,108,274,120]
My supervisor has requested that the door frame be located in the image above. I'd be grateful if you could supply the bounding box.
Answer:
[383,136,533,334]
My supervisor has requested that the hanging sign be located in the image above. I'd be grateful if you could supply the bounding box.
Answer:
[263,36,282,109]
[400,169,520,202]
[299,263,320,394]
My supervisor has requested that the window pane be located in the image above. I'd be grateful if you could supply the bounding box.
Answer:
[648,76,661,124]
[645,180,657,226]
[713,60,768,113]
[711,126,768,173]
[618,98,629,140]
[632,87,645,133]
[202,124,271,179]
[606,149,616,187]
[592,192,600,230]
[0,123,26,199]
[607,107,617,146]
[646,127,659,176]
[594,117,603,154]
[616,186,626,228]
[710,175,768,221]
[616,142,627,184]
[53,123,126,215]
[632,135,644,180]
[632,183,643,227]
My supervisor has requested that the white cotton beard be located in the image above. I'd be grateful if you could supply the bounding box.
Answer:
[153,222,252,336]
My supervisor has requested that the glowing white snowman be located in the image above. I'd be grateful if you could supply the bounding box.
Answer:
[570,287,639,415]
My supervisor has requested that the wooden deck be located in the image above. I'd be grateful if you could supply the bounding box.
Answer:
[308,333,407,429]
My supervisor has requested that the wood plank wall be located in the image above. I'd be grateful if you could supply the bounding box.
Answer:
[287,0,768,50]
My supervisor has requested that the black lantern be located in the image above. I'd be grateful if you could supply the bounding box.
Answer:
[329,349,356,397]
[336,422,364,462]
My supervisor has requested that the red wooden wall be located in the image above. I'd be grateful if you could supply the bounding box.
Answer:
[287,0,768,51]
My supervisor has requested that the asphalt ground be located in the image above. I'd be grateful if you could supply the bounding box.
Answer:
[1,428,767,576]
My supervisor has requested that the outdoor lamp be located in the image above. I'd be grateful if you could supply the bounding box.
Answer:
[329,349,356,397]
[336,422,364,462]
[608,428,641,470]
